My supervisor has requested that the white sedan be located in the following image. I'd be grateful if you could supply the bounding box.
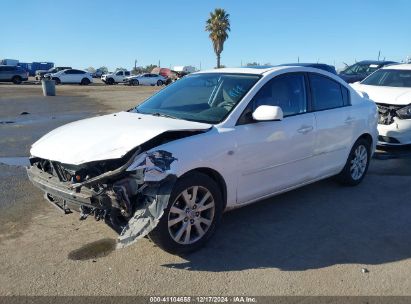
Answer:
[124,73,167,86]
[49,69,93,85]
[351,64,411,145]
[27,66,377,254]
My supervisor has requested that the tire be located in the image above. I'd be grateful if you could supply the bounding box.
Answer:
[157,80,163,86]
[52,77,61,85]
[131,79,139,86]
[336,138,371,186]
[107,78,114,85]
[12,76,22,84]
[148,172,223,254]
[80,78,90,85]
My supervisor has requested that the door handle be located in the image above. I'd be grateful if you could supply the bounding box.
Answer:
[297,126,313,134]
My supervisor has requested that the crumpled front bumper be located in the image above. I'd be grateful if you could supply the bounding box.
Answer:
[26,165,95,210]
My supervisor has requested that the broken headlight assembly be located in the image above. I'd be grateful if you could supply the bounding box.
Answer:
[397,104,411,119]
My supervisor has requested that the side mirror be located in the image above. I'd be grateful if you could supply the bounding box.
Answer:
[252,105,283,121]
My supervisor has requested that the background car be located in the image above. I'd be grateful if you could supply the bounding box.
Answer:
[37,66,72,80]
[101,70,131,84]
[351,64,411,145]
[124,73,167,86]
[277,63,337,74]
[92,69,104,78]
[27,66,377,254]
[47,69,93,85]
[0,65,29,84]
[339,60,397,83]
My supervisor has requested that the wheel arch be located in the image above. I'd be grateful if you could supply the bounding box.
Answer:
[357,133,373,147]
[179,167,228,210]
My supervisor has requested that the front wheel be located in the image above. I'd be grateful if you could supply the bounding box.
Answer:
[336,138,371,186]
[131,79,139,86]
[12,76,22,84]
[52,77,61,85]
[148,172,223,254]
[157,80,163,86]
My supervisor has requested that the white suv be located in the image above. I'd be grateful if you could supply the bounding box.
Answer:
[101,70,131,85]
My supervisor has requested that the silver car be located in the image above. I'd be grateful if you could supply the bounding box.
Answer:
[0,65,29,84]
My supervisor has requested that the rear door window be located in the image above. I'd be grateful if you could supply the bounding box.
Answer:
[309,74,348,111]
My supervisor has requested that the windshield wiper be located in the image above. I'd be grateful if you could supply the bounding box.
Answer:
[150,112,180,120]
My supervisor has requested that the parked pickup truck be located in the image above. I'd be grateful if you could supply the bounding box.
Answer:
[101,70,131,84]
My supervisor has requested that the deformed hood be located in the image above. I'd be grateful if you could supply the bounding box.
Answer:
[30,111,211,165]
[351,83,411,105]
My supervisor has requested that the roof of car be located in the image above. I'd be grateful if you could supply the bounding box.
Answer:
[277,63,333,67]
[381,63,411,70]
[356,60,397,65]
[196,66,293,75]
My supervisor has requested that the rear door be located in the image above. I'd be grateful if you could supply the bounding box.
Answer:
[308,73,355,177]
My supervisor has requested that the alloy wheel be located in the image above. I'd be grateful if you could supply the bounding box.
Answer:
[350,144,368,180]
[167,186,215,245]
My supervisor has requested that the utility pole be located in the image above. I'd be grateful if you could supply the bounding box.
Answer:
[134,59,137,70]
[298,56,300,63]
[378,50,381,61]
[158,60,160,68]
[199,61,202,70]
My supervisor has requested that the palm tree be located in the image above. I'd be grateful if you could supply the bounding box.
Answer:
[205,8,231,68]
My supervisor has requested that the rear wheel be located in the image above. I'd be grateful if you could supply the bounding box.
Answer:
[80,78,90,85]
[157,80,163,86]
[149,172,223,254]
[336,138,371,186]
[12,76,22,84]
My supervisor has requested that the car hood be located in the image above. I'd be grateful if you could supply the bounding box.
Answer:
[30,111,212,165]
[350,83,411,105]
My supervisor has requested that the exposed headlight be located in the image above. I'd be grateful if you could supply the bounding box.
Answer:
[397,105,411,119]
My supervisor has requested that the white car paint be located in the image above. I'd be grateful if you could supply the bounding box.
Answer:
[31,112,211,165]
[351,64,411,145]
[30,66,378,210]
[101,70,131,84]
[49,69,93,84]
[125,73,167,86]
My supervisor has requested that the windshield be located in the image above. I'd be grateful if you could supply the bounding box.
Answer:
[134,73,260,124]
[342,63,379,75]
[361,69,411,87]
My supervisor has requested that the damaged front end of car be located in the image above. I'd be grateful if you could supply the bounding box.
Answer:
[27,147,179,248]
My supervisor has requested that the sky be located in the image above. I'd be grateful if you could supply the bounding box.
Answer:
[1,0,410,71]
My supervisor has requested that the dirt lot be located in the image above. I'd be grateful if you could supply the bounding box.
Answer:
[0,82,411,296]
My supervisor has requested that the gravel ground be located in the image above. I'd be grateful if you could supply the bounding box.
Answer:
[0,82,410,296]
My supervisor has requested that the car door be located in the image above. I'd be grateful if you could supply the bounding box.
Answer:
[123,71,130,82]
[0,66,7,80]
[308,73,355,177]
[235,73,317,204]
[141,74,151,85]
[61,70,73,83]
